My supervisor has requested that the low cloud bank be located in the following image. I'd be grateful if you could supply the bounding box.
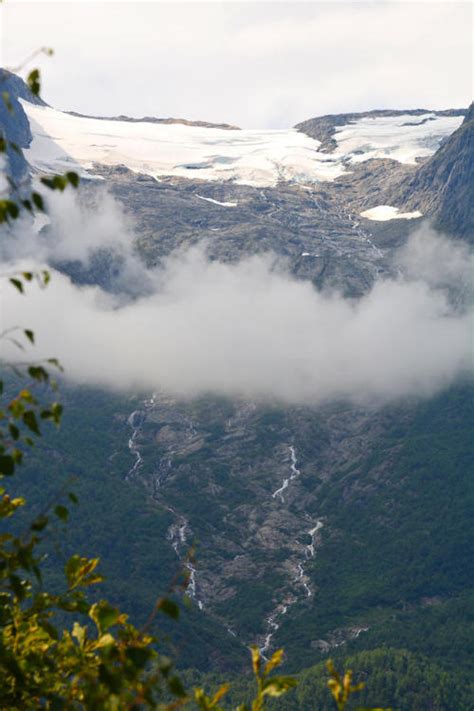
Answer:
[1,188,151,297]
[2,192,473,405]
[2,189,132,265]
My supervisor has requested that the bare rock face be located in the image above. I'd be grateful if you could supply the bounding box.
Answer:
[66,110,240,131]
[295,106,472,244]
[385,103,474,241]
[0,69,45,186]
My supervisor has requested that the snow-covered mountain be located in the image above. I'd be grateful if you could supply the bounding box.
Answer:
[22,98,464,188]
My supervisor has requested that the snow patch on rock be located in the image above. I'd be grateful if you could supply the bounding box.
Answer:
[334,113,463,166]
[360,205,423,221]
[196,195,237,207]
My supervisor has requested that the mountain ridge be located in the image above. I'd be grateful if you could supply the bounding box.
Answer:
[384,102,474,239]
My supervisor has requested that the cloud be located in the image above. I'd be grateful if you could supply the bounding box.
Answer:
[2,193,473,405]
[1,186,152,297]
[397,224,474,289]
[2,188,131,262]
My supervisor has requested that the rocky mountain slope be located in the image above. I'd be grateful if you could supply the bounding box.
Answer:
[1,74,472,675]
[385,103,474,239]
[0,69,45,186]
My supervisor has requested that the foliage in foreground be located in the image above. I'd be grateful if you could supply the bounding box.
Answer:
[182,646,474,711]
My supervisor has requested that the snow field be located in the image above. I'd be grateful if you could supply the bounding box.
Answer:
[21,102,463,188]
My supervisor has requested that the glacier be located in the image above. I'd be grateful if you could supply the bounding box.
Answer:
[20,101,463,189]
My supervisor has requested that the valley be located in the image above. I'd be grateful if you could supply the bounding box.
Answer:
[1,69,472,688]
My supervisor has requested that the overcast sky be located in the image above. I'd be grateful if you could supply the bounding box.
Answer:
[2,1,472,127]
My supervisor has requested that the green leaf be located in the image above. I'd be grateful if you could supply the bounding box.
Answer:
[98,663,121,694]
[54,504,68,521]
[168,676,186,698]
[65,555,102,589]
[31,515,49,532]
[39,619,59,641]
[68,492,78,504]
[125,646,152,669]
[89,601,123,633]
[264,648,284,675]
[23,410,40,435]
[250,645,261,675]
[28,366,49,383]
[262,676,297,697]
[8,423,20,440]
[72,621,87,647]
[41,402,63,425]
[19,389,35,404]
[0,455,14,476]
[32,192,44,211]
[2,200,20,219]
[41,175,68,191]
[158,598,179,619]
[47,359,64,374]
[27,68,41,96]
[24,329,35,344]
[11,449,23,465]
[66,171,79,187]
[9,278,23,293]
[9,574,27,600]
[94,633,115,649]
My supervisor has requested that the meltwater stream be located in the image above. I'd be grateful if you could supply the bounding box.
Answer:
[167,516,204,610]
[126,410,145,481]
[126,394,158,481]
[272,445,300,503]
[127,395,204,611]
[260,445,323,657]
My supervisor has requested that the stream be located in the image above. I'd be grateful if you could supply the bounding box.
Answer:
[167,514,204,610]
[126,393,157,481]
[259,445,324,657]
[126,410,145,481]
[127,396,204,611]
[272,445,300,502]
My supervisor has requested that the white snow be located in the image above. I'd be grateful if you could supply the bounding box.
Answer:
[196,194,237,207]
[20,102,463,188]
[334,113,463,166]
[360,205,423,221]
[21,101,344,188]
[22,115,97,180]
